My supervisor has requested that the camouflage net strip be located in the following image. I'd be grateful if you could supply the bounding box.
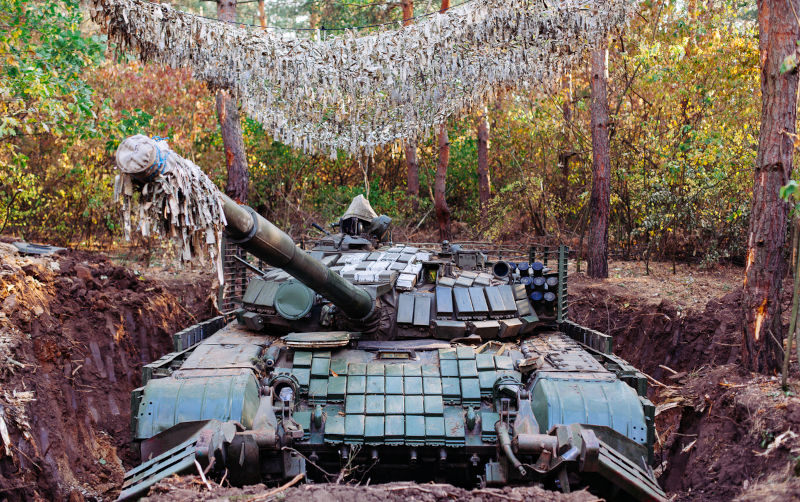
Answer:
[114,135,226,280]
[89,0,633,157]
[0,390,35,461]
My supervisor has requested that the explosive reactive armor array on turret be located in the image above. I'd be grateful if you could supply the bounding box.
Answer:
[114,136,666,502]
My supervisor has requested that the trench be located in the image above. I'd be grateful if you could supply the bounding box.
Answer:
[0,246,786,501]
[0,244,214,502]
[571,281,799,502]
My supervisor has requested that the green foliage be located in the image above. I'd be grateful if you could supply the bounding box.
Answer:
[444,123,481,224]
[0,0,111,241]
[611,1,757,262]
[0,4,220,244]
[0,0,768,267]
[781,52,798,75]
[781,180,800,205]
[0,148,35,232]
[0,0,105,138]
[468,0,758,262]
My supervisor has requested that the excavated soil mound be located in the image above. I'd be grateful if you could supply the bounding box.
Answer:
[0,242,214,501]
[660,364,800,501]
[143,478,598,502]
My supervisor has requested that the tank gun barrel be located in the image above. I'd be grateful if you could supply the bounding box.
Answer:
[220,194,374,319]
[113,135,373,320]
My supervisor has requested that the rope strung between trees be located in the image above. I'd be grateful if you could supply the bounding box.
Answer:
[89,0,633,157]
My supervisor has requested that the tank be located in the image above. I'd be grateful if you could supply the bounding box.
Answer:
[119,195,666,501]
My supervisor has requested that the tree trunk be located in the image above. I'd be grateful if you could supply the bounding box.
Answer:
[401,0,413,24]
[258,0,266,29]
[404,140,420,202]
[309,4,320,30]
[587,45,611,279]
[743,0,800,373]
[435,123,451,241]
[432,0,451,241]
[216,0,248,203]
[401,0,419,207]
[361,155,371,198]
[476,107,490,223]
[558,72,574,201]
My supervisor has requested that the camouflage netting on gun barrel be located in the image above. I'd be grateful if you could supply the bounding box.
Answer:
[89,0,634,157]
[114,134,226,280]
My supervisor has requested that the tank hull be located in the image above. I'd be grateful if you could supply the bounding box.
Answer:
[119,236,665,502]
[123,318,664,502]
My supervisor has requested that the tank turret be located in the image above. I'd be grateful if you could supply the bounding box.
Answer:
[221,193,374,320]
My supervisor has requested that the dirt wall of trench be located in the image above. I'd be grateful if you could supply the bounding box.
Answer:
[571,279,800,502]
[0,243,214,501]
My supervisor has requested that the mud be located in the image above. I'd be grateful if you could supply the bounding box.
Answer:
[143,478,599,502]
[0,242,214,501]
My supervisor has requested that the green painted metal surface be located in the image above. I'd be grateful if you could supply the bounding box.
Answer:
[134,371,260,440]
[126,234,667,502]
[117,436,199,502]
[293,349,527,446]
[530,374,648,445]
[274,281,315,320]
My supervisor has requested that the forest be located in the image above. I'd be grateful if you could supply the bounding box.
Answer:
[3,1,800,501]
[1,0,759,262]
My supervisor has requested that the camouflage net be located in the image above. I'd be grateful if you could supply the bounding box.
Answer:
[89,0,633,157]
[114,135,226,280]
